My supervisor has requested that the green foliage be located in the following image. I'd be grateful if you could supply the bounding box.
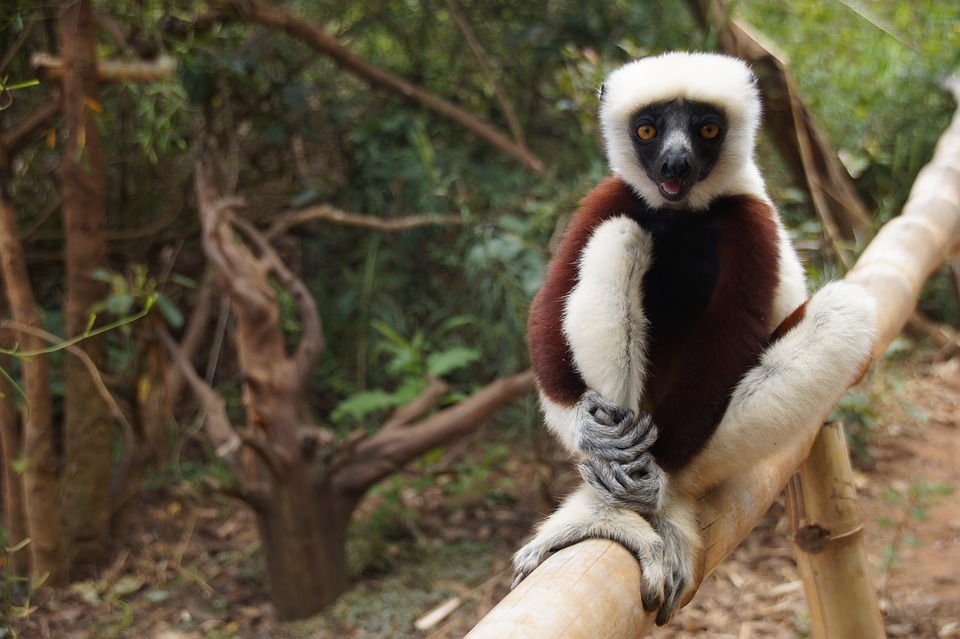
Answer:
[829,391,879,468]
[331,320,481,428]
[875,479,954,576]
[1,534,44,622]
[90,265,183,330]
[738,0,960,224]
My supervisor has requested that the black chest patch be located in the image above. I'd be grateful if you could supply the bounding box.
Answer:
[633,209,720,338]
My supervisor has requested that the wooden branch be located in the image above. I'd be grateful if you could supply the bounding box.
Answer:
[6,101,60,159]
[164,275,216,403]
[30,53,177,84]
[785,423,885,637]
[334,370,534,494]
[466,77,960,639]
[239,431,290,479]
[0,320,132,436]
[230,215,326,384]
[208,0,544,173]
[381,377,450,432]
[194,159,284,345]
[265,205,464,240]
[442,0,527,148]
[157,327,244,477]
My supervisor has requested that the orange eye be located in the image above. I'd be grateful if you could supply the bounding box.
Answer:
[636,125,657,141]
[700,123,720,140]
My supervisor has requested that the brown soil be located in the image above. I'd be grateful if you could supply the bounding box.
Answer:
[6,355,959,638]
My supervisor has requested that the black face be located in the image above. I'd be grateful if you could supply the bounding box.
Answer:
[630,99,726,203]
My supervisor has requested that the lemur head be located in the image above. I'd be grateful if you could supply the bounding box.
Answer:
[599,52,764,211]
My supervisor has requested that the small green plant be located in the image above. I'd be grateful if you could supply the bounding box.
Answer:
[875,479,954,589]
[1,534,44,624]
[332,320,481,429]
[829,391,879,468]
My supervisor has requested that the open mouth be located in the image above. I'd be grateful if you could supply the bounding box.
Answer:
[658,180,688,201]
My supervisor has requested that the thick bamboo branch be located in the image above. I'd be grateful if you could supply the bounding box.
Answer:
[785,423,885,638]
[466,84,960,639]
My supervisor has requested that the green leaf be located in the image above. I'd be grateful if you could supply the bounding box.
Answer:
[332,389,405,423]
[106,293,135,316]
[153,294,184,328]
[426,347,481,378]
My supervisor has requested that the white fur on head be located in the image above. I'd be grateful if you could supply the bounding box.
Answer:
[599,52,766,210]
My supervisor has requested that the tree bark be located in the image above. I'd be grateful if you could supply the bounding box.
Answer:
[192,155,350,618]
[173,153,536,619]
[58,0,113,571]
[0,343,29,577]
[0,132,66,586]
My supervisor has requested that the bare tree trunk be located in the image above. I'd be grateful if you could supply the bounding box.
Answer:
[255,467,357,618]
[0,345,29,577]
[57,0,113,571]
[0,135,66,586]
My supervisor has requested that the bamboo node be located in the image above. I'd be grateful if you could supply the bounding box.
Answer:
[794,521,864,554]
[795,524,830,553]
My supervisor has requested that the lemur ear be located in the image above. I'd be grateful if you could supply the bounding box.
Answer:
[598,83,606,101]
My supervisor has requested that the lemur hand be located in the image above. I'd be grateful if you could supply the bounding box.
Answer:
[576,391,665,514]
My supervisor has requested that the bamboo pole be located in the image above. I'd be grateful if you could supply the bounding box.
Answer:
[465,85,960,639]
[786,423,885,638]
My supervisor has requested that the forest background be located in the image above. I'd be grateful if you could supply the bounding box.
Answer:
[1,0,959,637]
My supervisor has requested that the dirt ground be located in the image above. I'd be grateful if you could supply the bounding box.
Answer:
[5,352,959,638]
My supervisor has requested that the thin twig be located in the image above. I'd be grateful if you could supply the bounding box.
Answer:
[0,320,133,435]
[265,204,464,240]
[443,0,528,148]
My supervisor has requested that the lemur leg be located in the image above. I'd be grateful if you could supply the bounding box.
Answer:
[649,495,700,626]
[516,215,672,612]
[512,484,668,613]
[675,280,877,496]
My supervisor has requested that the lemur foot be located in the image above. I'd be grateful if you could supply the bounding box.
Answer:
[576,391,665,514]
[511,486,667,613]
[650,514,696,626]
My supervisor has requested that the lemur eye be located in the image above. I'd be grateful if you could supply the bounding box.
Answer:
[700,123,720,139]
[636,125,657,141]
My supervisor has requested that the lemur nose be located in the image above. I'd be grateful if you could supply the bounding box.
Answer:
[662,160,692,179]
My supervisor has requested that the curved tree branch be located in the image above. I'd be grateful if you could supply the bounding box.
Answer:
[208,0,544,173]
[443,0,527,148]
[333,370,535,494]
[0,319,132,436]
[157,327,244,477]
[265,205,464,240]
[231,215,326,383]
[684,0,873,254]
